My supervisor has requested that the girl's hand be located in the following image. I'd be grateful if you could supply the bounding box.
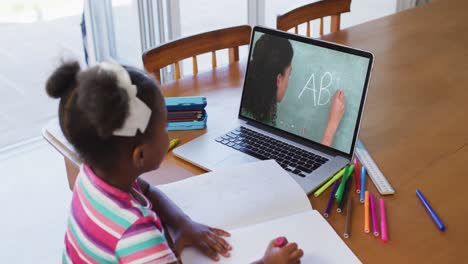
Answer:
[256,239,304,264]
[172,220,232,261]
[328,90,345,127]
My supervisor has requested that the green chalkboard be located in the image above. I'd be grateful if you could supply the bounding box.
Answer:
[250,32,370,154]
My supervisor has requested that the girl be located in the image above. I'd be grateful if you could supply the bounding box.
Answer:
[47,61,303,263]
[242,34,345,146]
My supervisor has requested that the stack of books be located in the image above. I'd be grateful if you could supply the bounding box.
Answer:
[165,96,207,131]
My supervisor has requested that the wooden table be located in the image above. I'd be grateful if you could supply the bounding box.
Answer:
[43,0,468,262]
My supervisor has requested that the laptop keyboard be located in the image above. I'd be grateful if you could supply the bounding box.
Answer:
[215,127,329,177]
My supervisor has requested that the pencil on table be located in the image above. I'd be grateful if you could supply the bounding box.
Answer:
[380,198,388,242]
[364,191,370,233]
[370,192,380,237]
[168,138,180,152]
[324,180,340,218]
[344,197,353,239]
[353,158,361,194]
[337,176,353,213]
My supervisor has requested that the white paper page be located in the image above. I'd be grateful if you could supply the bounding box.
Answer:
[182,210,361,264]
[158,160,312,230]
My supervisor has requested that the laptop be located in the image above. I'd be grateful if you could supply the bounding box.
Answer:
[173,26,374,194]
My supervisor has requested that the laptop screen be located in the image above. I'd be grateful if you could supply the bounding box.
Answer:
[240,28,372,155]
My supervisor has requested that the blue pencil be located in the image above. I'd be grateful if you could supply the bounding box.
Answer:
[360,166,366,203]
[416,189,446,231]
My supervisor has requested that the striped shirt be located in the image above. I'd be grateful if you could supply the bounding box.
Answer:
[63,165,177,264]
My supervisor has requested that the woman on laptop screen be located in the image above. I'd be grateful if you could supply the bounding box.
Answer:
[242,34,345,146]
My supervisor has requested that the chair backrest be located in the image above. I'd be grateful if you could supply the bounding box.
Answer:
[143,25,252,82]
[276,0,351,37]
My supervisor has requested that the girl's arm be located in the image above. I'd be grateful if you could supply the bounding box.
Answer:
[137,178,189,228]
[321,90,345,146]
[137,178,232,261]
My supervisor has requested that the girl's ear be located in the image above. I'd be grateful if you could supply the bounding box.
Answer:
[132,144,146,170]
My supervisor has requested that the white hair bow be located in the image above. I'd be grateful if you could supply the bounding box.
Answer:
[98,62,152,137]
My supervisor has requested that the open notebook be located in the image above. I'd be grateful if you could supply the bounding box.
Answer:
[158,160,360,263]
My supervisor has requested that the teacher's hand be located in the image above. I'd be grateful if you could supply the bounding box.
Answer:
[321,90,345,146]
[328,90,345,127]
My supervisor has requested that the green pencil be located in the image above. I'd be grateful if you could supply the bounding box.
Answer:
[313,166,347,197]
[335,164,355,203]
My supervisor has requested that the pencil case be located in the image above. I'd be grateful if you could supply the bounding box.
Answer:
[165,96,207,112]
[167,110,207,131]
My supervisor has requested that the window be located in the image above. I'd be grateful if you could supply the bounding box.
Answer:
[0,0,84,150]
[110,0,143,67]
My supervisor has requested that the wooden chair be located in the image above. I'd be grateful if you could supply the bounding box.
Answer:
[276,0,351,37]
[143,25,252,82]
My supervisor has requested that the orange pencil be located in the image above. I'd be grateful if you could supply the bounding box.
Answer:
[364,191,370,233]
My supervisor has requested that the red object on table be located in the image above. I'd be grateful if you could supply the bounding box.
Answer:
[274,237,288,248]
[354,158,361,193]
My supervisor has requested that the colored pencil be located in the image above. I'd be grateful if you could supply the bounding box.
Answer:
[380,198,388,242]
[370,192,380,237]
[324,180,340,218]
[360,166,367,203]
[335,165,354,203]
[416,189,446,231]
[344,197,353,239]
[353,158,361,193]
[337,176,352,213]
[168,138,180,152]
[364,191,370,233]
[313,167,346,197]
